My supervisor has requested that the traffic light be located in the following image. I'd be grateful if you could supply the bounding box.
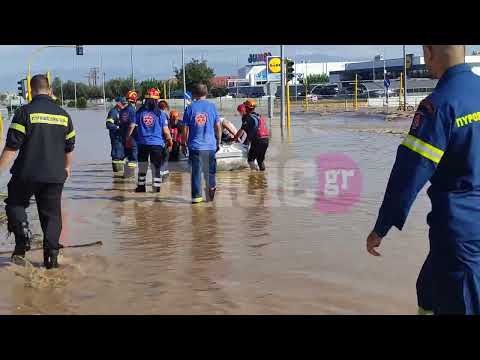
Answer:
[76,45,83,56]
[17,79,26,98]
[286,59,295,81]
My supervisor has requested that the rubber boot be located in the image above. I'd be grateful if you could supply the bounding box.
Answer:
[11,244,26,266]
[258,162,266,171]
[44,249,59,270]
[192,197,203,204]
[124,163,136,179]
[248,161,259,170]
[208,187,216,202]
[9,222,32,263]
[161,171,170,182]
[135,185,146,193]
[112,162,123,173]
[153,186,161,193]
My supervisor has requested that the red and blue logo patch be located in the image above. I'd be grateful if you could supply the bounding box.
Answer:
[195,113,207,126]
[143,114,154,127]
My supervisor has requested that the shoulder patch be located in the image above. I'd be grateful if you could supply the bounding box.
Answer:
[411,112,423,131]
[418,98,435,117]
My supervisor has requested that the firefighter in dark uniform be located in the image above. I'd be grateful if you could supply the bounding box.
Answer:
[0,74,75,269]
[366,45,480,314]
[234,99,269,171]
[121,91,138,178]
[106,96,127,173]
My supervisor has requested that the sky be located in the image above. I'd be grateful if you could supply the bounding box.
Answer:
[1,45,479,92]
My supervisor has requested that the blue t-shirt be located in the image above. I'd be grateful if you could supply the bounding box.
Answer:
[181,99,220,151]
[135,107,169,146]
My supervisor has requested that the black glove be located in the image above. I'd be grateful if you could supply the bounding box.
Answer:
[216,144,220,153]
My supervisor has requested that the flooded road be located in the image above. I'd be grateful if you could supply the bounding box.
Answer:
[0,108,430,314]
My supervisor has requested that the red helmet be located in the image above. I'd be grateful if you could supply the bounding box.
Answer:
[144,88,160,100]
[237,104,246,113]
[126,90,138,103]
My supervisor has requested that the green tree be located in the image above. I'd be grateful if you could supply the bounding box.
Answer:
[62,81,76,100]
[175,58,215,92]
[88,86,103,99]
[138,78,164,99]
[105,78,137,100]
[306,73,329,84]
[51,77,62,99]
[77,97,87,108]
[76,83,90,99]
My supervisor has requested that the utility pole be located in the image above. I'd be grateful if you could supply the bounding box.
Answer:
[383,49,387,105]
[280,45,285,130]
[100,47,106,114]
[60,77,64,107]
[130,45,135,90]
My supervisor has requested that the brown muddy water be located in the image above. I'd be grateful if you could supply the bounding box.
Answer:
[0,109,429,314]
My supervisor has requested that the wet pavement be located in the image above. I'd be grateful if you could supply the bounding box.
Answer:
[0,108,430,314]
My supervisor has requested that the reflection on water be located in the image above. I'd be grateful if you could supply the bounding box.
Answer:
[0,109,430,314]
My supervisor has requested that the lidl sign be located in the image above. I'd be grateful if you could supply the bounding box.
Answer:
[267,56,282,82]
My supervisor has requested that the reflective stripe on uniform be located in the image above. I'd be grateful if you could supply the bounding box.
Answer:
[30,113,68,126]
[113,160,125,164]
[127,162,137,168]
[138,181,146,186]
[106,118,114,124]
[66,130,76,140]
[417,307,434,315]
[192,197,203,203]
[9,123,26,134]
[401,134,444,164]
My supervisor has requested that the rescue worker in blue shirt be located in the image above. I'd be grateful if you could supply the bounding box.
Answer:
[106,96,127,173]
[120,90,138,178]
[366,45,480,315]
[180,83,222,204]
[126,88,173,193]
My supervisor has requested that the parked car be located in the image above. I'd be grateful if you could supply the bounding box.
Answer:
[311,84,340,97]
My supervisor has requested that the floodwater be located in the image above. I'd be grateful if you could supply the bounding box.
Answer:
[0,108,430,314]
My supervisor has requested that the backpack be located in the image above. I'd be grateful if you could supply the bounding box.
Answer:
[251,113,269,139]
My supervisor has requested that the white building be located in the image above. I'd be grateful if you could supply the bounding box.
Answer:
[235,61,354,86]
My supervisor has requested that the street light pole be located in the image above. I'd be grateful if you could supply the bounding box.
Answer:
[73,48,77,110]
[100,47,106,114]
[182,46,186,110]
[130,45,135,90]
[373,57,375,81]
[280,45,285,130]
[403,45,407,111]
